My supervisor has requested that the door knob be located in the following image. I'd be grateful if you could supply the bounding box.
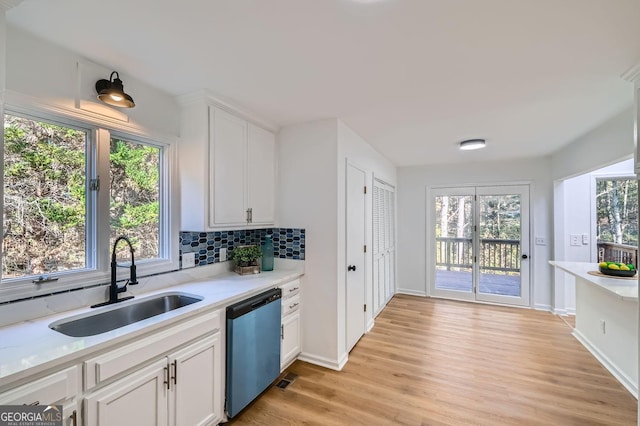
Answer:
[522,254,528,260]
[348,265,357,272]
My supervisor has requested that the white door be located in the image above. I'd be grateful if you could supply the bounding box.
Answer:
[346,163,366,352]
[430,185,530,307]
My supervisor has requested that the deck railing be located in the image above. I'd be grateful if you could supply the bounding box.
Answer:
[597,241,638,267]
[436,237,520,273]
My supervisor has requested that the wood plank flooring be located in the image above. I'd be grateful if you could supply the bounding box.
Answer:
[230,295,637,425]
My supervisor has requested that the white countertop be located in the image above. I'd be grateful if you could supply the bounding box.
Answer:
[0,265,303,388]
[549,261,638,301]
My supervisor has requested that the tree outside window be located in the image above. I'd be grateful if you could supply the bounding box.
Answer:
[596,178,638,246]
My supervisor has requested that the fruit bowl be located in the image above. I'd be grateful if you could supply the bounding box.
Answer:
[599,264,637,277]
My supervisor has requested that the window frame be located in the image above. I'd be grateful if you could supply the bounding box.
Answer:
[0,102,179,303]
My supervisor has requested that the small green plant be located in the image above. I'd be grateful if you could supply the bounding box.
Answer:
[229,245,262,267]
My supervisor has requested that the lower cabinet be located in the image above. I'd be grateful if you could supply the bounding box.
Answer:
[281,311,301,370]
[280,279,302,371]
[84,333,223,426]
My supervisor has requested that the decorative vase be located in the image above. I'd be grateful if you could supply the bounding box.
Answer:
[262,235,274,271]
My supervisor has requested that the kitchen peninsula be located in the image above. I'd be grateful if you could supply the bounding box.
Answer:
[550,261,638,397]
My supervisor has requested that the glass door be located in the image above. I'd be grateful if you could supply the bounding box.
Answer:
[432,188,475,301]
[429,185,530,307]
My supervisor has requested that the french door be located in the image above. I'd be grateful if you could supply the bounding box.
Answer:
[429,185,530,307]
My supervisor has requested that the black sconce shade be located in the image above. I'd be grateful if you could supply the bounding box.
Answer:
[95,71,135,108]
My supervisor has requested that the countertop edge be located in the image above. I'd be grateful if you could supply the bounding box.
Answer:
[0,268,304,390]
[549,261,638,301]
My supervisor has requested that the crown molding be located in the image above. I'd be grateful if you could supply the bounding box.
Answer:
[176,89,280,133]
[0,0,24,12]
[621,62,640,84]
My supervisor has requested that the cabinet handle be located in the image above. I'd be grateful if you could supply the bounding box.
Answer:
[164,365,170,390]
[71,410,77,426]
[289,287,299,293]
[281,324,284,340]
[172,360,178,385]
[249,207,253,223]
[24,401,39,406]
[289,302,299,309]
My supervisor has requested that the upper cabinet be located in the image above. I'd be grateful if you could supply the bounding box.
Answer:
[179,94,276,231]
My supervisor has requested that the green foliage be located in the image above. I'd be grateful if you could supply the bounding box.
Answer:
[229,245,262,266]
[596,179,638,246]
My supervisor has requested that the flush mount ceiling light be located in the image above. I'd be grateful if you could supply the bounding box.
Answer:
[459,139,486,151]
[95,71,135,108]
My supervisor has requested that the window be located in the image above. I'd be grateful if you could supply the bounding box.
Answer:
[110,137,161,261]
[2,110,176,296]
[3,114,89,278]
[596,178,638,246]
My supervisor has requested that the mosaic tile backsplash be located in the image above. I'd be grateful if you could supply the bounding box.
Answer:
[179,228,305,268]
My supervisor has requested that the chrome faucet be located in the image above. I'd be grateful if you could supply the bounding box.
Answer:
[92,236,139,308]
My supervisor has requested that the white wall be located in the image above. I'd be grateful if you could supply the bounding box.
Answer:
[397,157,554,310]
[278,119,341,368]
[5,24,179,138]
[552,108,634,181]
[277,118,396,370]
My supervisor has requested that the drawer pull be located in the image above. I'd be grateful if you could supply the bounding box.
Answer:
[71,410,78,426]
[289,302,299,309]
[24,401,39,406]
[281,324,284,340]
[289,287,299,293]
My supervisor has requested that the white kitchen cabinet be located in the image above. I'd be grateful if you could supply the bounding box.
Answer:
[280,278,302,371]
[179,94,276,230]
[0,365,81,426]
[209,106,275,227]
[84,334,222,426]
[84,359,168,426]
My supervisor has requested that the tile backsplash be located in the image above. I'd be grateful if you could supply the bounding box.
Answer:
[179,228,305,268]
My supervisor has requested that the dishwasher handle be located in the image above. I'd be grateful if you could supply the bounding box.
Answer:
[226,288,282,319]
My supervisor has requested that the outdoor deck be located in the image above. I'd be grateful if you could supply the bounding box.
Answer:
[435,269,521,296]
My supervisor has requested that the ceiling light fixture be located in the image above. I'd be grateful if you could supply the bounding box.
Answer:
[459,139,486,151]
[95,71,135,108]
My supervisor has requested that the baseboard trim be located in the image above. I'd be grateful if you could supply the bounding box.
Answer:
[366,319,375,333]
[553,308,567,316]
[396,288,427,297]
[534,303,552,312]
[298,352,348,371]
[573,329,638,398]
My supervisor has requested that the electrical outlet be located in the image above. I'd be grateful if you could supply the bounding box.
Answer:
[219,247,227,262]
[600,319,606,334]
[582,234,589,245]
[182,252,196,269]
[570,234,581,246]
[535,237,546,246]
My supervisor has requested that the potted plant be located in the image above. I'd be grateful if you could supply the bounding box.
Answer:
[229,245,262,275]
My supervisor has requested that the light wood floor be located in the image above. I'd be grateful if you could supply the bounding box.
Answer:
[230,295,637,425]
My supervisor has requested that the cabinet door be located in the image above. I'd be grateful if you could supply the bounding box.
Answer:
[170,334,222,426]
[247,123,275,225]
[84,360,168,426]
[209,106,247,226]
[281,312,301,371]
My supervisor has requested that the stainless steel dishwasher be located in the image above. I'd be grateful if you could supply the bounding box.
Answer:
[225,287,282,418]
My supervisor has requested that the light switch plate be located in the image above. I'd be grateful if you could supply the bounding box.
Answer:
[535,237,546,246]
[219,247,227,262]
[570,234,581,246]
[182,252,196,269]
[582,234,589,245]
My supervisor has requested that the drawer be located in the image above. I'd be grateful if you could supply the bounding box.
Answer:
[281,294,300,317]
[84,309,220,391]
[0,365,80,406]
[280,279,301,299]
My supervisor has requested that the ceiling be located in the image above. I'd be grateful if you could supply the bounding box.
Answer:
[6,0,640,166]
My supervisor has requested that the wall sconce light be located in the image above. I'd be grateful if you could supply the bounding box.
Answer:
[459,139,486,150]
[95,71,135,108]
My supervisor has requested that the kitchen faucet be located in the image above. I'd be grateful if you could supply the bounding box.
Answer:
[91,236,139,308]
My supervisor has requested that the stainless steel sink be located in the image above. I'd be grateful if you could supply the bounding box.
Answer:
[49,292,203,337]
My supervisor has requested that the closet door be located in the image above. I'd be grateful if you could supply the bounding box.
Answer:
[373,179,396,316]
